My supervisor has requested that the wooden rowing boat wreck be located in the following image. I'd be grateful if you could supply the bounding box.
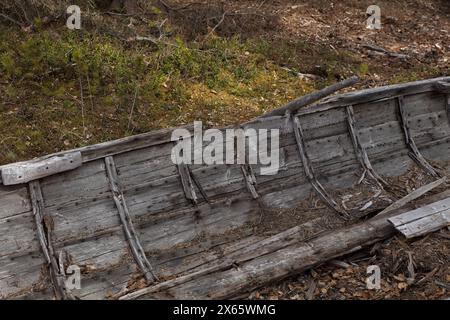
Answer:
[1,76,450,300]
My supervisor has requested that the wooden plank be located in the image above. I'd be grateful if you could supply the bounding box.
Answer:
[388,197,450,226]
[401,91,446,117]
[388,195,450,238]
[1,152,82,186]
[41,159,110,209]
[407,111,449,145]
[400,92,450,146]
[104,156,158,283]
[393,209,450,238]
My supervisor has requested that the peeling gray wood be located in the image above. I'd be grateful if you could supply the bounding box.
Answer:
[2,152,82,186]
[104,156,158,283]
[388,197,450,225]
[397,96,439,177]
[388,197,450,238]
[0,185,32,219]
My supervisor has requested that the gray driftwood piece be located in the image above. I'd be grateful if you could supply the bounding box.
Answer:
[376,177,447,217]
[2,152,82,185]
[388,197,450,238]
[259,76,359,118]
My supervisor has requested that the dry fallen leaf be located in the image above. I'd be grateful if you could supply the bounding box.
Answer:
[398,282,408,290]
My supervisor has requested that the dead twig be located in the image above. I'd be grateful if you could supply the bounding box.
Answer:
[435,280,450,290]
[127,86,139,133]
[205,11,227,40]
[158,0,200,12]
[86,74,95,113]
[78,76,87,138]
[0,12,23,27]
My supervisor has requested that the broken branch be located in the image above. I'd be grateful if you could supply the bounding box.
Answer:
[259,76,359,118]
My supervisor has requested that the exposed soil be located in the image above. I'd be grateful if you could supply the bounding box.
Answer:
[251,231,449,300]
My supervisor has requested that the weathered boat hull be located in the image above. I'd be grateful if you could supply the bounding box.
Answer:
[1,77,450,299]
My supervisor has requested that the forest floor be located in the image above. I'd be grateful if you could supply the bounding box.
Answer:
[0,0,449,299]
[252,232,449,300]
